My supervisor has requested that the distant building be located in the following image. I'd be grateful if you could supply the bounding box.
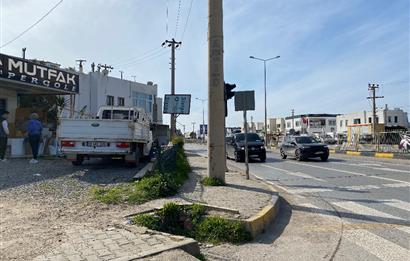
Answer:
[256,122,264,131]
[285,114,339,135]
[269,118,286,134]
[336,106,409,134]
[73,72,162,123]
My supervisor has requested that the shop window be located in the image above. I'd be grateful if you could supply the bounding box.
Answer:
[0,99,6,112]
[328,120,336,126]
[286,122,291,128]
[106,95,114,106]
[394,116,398,123]
[118,97,125,107]
[132,92,152,113]
[353,118,361,124]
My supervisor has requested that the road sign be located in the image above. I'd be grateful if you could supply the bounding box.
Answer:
[200,124,208,135]
[163,94,191,114]
[234,91,255,111]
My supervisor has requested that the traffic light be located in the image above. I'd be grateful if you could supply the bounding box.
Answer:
[224,82,236,117]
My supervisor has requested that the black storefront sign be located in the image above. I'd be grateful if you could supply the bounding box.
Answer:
[0,53,79,94]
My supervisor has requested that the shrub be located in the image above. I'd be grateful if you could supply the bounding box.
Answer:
[196,216,251,244]
[132,214,161,231]
[188,204,206,225]
[201,177,226,186]
[172,136,185,147]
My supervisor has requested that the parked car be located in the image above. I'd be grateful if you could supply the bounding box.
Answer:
[226,133,266,162]
[280,135,329,161]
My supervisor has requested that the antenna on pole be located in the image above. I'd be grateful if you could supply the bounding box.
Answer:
[76,59,87,73]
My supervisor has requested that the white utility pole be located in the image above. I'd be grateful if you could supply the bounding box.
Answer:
[208,0,225,181]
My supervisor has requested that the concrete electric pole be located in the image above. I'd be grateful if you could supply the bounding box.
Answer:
[119,70,124,80]
[76,59,86,73]
[367,83,383,136]
[291,109,295,130]
[208,0,225,181]
[162,39,182,138]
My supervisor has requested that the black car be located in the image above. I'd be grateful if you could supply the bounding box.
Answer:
[280,135,329,161]
[226,133,266,162]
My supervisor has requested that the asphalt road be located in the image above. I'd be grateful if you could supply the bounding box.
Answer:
[186,143,410,261]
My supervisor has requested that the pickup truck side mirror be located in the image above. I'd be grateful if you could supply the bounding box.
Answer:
[291,141,297,146]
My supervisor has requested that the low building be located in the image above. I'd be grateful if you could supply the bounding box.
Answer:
[336,106,409,134]
[285,114,339,135]
[72,71,162,123]
[256,122,264,132]
[269,117,286,134]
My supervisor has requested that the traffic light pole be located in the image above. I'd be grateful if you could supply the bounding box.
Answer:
[208,0,225,181]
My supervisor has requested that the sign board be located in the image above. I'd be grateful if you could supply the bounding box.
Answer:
[163,94,191,114]
[234,91,255,111]
[0,53,79,94]
[200,124,208,135]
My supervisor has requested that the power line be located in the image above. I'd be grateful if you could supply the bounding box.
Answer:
[119,50,169,69]
[181,0,194,41]
[114,48,166,68]
[0,0,64,49]
[174,0,182,38]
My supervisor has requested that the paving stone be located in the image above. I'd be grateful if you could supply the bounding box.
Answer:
[67,254,84,261]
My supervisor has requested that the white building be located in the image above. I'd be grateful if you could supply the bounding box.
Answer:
[269,117,286,134]
[285,114,338,135]
[256,122,264,131]
[73,71,162,123]
[336,106,409,134]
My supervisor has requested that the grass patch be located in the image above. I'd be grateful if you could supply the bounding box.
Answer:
[132,202,251,245]
[91,145,190,205]
[201,177,226,186]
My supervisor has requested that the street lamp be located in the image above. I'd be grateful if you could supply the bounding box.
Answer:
[196,98,207,143]
[249,55,280,146]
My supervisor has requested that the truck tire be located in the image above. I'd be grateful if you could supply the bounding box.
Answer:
[72,155,84,166]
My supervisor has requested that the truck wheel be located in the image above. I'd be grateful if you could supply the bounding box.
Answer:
[72,156,84,166]
[128,149,141,167]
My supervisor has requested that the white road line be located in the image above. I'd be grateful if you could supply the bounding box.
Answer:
[333,201,409,234]
[383,183,409,189]
[302,202,410,261]
[383,199,410,213]
[286,161,410,186]
[332,161,410,174]
[343,229,410,261]
[261,164,327,182]
[373,167,410,174]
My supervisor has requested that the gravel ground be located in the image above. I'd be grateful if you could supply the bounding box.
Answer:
[0,153,274,260]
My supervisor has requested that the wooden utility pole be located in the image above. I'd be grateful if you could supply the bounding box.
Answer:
[162,39,182,138]
[367,83,384,136]
[208,0,225,181]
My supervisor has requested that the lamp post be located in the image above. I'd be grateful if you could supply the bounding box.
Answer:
[249,55,280,146]
[196,98,207,143]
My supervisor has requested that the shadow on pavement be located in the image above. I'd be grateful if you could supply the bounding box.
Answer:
[253,197,292,244]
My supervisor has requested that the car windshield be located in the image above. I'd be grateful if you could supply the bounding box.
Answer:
[295,136,318,144]
[235,133,262,142]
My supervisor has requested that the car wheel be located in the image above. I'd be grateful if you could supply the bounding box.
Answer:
[321,154,329,162]
[72,155,84,166]
[280,149,287,159]
[295,149,303,161]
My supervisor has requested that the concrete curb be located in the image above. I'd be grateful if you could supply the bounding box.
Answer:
[133,162,153,180]
[224,160,281,239]
[328,149,410,159]
[242,195,280,238]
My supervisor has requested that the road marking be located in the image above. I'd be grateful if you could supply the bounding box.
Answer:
[346,151,361,156]
[373,167,410,174]
[261,164,327,182]
[301,202,410,260]
[383,183,409,188]
[383,199,410,212]
[333,201,409,235]
[331,161,410,174]
[375,153,394,159]
[285,161,410,186]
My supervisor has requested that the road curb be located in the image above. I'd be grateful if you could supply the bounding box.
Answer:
[225,160,281,239]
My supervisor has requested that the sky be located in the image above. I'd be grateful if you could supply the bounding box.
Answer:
[0,0,409,130]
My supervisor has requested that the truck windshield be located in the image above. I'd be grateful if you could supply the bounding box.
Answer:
[102,110,133,119]
[235,133,262,142]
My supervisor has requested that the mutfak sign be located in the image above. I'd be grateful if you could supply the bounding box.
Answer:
[0,53,79,94]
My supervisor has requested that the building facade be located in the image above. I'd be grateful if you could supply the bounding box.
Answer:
[336,106,409,134]
[285,114,339,135]
[72,72,162,123]
[268,117,286,134]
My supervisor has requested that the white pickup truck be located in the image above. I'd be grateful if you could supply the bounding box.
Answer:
[57,106,152,166]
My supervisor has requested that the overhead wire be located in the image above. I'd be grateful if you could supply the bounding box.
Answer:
[0,0,64,49]
[181,0,194,41]
[174,0,182,38]
[119,50,169,69]
[112,47,164,67]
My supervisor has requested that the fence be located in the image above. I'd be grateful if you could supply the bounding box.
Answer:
[340,131,409,153]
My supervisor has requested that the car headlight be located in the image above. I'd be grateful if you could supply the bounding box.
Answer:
[260,146,265,149]
[240,147,245,150]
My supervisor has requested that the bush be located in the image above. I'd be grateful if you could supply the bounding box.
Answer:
[196,216,251,244]
[201,177,226,186]
[91,145,191,205]
[132,214,161,231]
[172,136,185,147]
